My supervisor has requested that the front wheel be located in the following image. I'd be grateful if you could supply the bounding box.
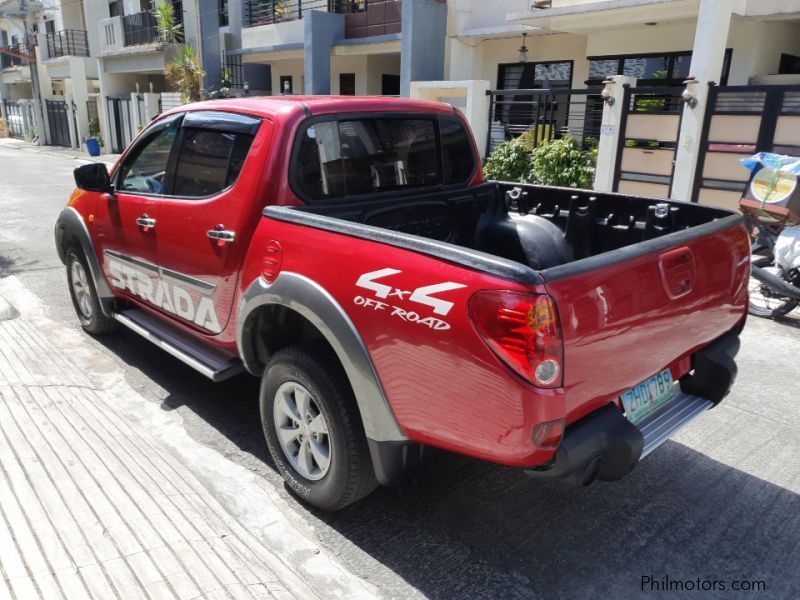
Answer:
[260,343,377,511]
[66,247,118,334]
[748,255,799,319]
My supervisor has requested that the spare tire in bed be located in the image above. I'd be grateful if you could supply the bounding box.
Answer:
[475,214,574,270]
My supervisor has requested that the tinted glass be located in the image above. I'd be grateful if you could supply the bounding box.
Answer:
[624,56,669,79]
[172,129,253,197]
[118,125,178,194]
[673,54,692,79]
[589,59,619,79]
[440,118,475,185]
[294,119,441,200]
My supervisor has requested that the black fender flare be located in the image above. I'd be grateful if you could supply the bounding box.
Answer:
[237,272,407,444]
[54,207,115,317]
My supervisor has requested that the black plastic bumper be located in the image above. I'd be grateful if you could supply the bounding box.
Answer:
[525,330,741,487]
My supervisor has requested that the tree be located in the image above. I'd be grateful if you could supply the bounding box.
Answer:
[165,44,206,103]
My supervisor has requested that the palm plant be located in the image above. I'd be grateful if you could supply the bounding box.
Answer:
[165,44,206,103]
[152,1,183,44]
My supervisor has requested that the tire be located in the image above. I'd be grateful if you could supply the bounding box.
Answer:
[260,343,378,511]
[748,254,800,319]
[66,246,118,334]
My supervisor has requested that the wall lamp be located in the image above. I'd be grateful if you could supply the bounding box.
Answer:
[682,76,698,108]
[601,78,615,105]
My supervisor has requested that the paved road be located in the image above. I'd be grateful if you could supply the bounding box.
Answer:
[1,142,799,599]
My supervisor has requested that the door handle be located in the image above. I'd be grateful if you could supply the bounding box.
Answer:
[207,226,236,245]
[136,214,156,231]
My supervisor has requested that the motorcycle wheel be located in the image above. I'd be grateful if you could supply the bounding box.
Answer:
[748,254,800,319]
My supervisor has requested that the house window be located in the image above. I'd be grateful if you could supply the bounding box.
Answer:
[109,0,123,17]
[349,0,367,12]
[280,75,293,94]
[381,74,400,96]
[497,61,573,90]
[779,53,800,75]
[340,73,356,95]
[587,50,732,86]
[219,0,229,26]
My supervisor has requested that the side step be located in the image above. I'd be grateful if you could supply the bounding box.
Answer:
[114,308,245,382]
[638,393,713,459]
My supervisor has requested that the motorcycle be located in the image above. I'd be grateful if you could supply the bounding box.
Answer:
[740,152,800,319]
[747,220,800,319]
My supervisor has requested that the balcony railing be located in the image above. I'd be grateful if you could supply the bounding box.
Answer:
[45,30,89,58]
[0,43,34,70]
[122,11,161,46]
[244,0,351,27]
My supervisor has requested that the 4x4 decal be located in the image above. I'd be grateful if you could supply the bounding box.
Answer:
[354,268,466,330]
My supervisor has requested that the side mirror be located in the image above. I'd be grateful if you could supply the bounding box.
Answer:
[74,163,112,193]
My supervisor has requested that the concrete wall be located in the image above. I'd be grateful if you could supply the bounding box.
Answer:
[270,59,305,94]
[367,53,401,94]
[331,55,368,95]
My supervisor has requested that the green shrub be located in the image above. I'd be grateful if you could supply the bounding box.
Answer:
[482,140,535,183]
[528,136,596,189]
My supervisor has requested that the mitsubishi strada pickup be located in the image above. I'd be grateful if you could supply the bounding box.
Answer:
[55,97,748,510]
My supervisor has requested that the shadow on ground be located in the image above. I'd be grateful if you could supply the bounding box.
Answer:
[96,330,800,600]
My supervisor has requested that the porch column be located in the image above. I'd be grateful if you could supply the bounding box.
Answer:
[670,0,736,202]
[400,0,448,97]
[594,75,637,192]
[304,10,344,95]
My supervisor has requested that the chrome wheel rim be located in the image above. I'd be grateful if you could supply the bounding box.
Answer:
[70,260,93,319]
[273,382,331,481]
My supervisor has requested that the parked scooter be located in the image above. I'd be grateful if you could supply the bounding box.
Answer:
[740,153,800,319]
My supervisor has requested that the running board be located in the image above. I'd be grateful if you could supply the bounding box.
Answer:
[114,309,245,382]
[638,393,713,459]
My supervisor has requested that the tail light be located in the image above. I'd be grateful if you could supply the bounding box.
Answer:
[469,291,563,388]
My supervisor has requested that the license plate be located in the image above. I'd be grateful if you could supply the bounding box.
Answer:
[620,369,678,425]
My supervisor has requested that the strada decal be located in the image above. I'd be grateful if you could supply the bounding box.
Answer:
[107,255,222,333]
[354,268,467,331]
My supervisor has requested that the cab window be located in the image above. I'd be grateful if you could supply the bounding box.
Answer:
[171,128,254,197]
[117,124,178,194]
[294,118,441,201]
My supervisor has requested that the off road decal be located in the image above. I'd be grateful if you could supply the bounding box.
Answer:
[106,252,222,333]
[354,268,466,330]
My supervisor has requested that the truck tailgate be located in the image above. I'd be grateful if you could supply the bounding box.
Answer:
[542,219,750,424]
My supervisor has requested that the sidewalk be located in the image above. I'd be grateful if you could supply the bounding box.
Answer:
[0,138,121,167]
[0,279,377,600]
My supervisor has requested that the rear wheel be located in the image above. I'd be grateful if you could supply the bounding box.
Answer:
[66,247,118,334]
[748,254,799,319]
[260,343,378,510]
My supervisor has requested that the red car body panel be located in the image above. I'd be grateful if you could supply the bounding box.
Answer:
[63,96,748,469]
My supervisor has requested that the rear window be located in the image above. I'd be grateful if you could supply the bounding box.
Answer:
[293,116,475,201]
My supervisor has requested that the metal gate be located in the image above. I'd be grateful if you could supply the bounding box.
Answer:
[106,97,134,153]
[2,100,24,138]
[45,99,71,147]
[692,85,800,210]
[486,88,605,156]
[612,86,685,199]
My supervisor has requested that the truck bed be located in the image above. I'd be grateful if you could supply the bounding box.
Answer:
[265,182,749,429]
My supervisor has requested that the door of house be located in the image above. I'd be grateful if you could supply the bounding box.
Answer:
[45,100,71,147]
[107,97,134,153]
[692,85,800,210]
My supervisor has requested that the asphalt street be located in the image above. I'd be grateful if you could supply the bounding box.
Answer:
[1,142,799,599]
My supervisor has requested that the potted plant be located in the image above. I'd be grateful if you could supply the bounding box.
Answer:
[152,0,184,44]
[85,117,102,157]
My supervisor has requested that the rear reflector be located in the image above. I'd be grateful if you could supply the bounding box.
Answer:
[532,419,566,450]
[469,291,564,388]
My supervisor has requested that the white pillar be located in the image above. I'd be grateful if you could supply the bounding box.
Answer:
[143,93,161,123]
[670,0,736,202]
[594,75,637,192]
[130,92,142,134]
[65,94,79,149]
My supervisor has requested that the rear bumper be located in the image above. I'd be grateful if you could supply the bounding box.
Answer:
[526,330,740,487]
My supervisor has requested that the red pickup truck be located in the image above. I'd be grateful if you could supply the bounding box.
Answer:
[55,97,749,510]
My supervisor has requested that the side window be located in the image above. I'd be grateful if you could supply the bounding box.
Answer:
[440,117,476,185]
[293,118,441,201]
[171,128,254,198]
[118,125,178,194]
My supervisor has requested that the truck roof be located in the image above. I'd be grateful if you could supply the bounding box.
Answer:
[162,96,459,121]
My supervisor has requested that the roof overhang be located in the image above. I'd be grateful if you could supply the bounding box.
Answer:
[509,0,702,33]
